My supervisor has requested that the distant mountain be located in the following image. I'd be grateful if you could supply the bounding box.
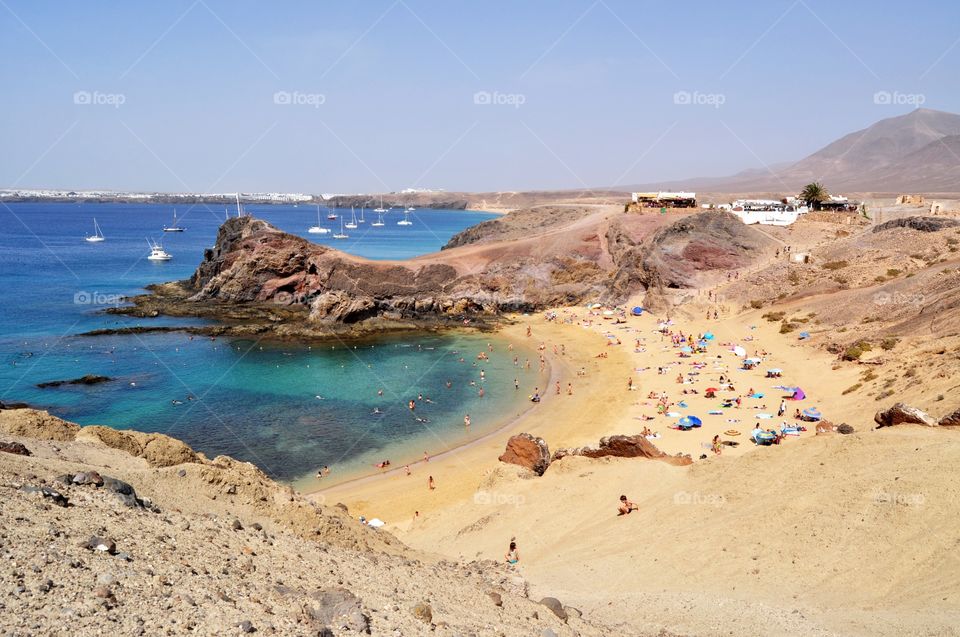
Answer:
[625,109,960,194]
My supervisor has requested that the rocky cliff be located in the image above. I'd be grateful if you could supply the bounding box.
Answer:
[116,208,775,334]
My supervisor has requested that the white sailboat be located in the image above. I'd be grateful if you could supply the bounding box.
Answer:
[308,205,331,234]
[373,195,387,213]
[371,211,385,227]
[327,207,337,220]
[85,218,105,243]
[358,205,365,223]
[333,216,349,239]
[397,210,413,226]
[344,206,358,229]
[146,238,172,261]
[163,209,185,232]
[405,206,416,212]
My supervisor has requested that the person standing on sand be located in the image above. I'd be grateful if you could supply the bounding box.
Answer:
[514,378,519,390]
[464,414,471,428]
[428,476,436,490]
[627,377,633,391]
[567,383,573,395]
[778,399,786,417]
[405,465,411,476]
[555,381,561,394]
[526,326,532,337]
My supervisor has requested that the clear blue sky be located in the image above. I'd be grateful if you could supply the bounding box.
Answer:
[2,0,957,193]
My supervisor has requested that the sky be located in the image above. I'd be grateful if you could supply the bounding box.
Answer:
[1,0,958,193]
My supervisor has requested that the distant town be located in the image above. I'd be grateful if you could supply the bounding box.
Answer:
[0,187,446,204]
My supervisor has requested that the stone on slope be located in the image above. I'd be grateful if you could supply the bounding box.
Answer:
[552,434,693,466]
[939,408,960,427]
[0,441,31,456]
[874,403,937,428]
[498,433,551,476]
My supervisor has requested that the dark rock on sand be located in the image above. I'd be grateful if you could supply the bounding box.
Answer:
[837,423,855,435]
[102,476,143,508]
[82,536,117,554]
[306,588,369,632]
[0,441,31,456]
[552,434,693,467]
[19,485,69,507]
[499,433,551,476]
[539,597,567,621]
[874,402,938,428]
[36,374,112,388]
[939,408,960,427]
[872,216,960,233]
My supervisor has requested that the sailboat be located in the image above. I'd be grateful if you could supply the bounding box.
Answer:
[344,206,358,229]
[327,207,337,220]
[371,211,385,227]
[358,205,365,223]
[163,209,185,232]
[405,206,416,212]
[397,209,413,226]
[146,238,172,261]
[85,218,105,243]
[333,216,349,239]
[308,205,331,234]
[373,195,387,214]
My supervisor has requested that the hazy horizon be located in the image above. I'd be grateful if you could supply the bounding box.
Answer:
[2,1,958,193]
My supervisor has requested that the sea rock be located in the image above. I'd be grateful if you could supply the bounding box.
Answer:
[499,433,551,476]
[552,434,693,467]
[538,597,567,621]
[874,403,938,428]
[36,374,112,388]
[0,441,31,456]
[939,408,960,427]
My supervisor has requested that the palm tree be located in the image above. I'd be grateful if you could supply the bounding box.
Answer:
[800,182,829,210]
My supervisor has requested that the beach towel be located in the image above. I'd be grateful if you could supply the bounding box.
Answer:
[755,413,773,419]
[708,410,724,415]
[666,411,681,418]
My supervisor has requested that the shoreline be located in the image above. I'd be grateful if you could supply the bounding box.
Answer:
[299,344,557,493]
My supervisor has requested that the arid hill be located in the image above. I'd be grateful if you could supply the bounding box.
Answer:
[117,208,776,335]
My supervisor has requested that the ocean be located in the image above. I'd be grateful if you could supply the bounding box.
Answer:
[0,202,538,485]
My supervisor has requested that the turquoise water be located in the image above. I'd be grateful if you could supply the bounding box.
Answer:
[0,203,536,482]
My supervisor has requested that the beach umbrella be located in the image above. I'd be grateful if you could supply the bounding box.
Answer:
[678,415,702,428]
[799,331,810,339]
[703,332,715,340]
[590,303,602,309]
[732,346,746,357]
[802,407,822,421]
[631,306,644,316]
[680,345,693,353]
[767,368,782,375]
[367,518,385,528]
[792,387,806,400]
[705,387,719,393]
[745,357,762,364]
[603,310,614,316]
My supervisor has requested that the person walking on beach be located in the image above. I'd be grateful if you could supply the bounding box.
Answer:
[567,383,573,395]
[778,399,786,417]
[423,451,430,463]
[464,413,471,428]
[555,381,561,395]
[428,475,436,490]
[514,378,519,390]
[627,377,633,391]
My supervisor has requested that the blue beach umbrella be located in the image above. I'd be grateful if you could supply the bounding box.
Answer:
[680,345,693,353]
[678,415,702,429]
[703,332,714,340]
[632,306,644,316]
[802,407,822,421]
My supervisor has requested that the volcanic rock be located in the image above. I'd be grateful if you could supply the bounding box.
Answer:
[872,216,960,233]
[0,441,31,456]
[499,433,551,476]
[939,408,960,427]
[552,434,693,467]
[36,374,112,388]
[874,403,938,428]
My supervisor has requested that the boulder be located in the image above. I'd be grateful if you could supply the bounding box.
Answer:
[305,588,369,633]
[499,433,551,476]
[0,441,31,456]
[538,597,567,621]
[75,426,199,467]
[837,423,855,435]
[411,601,433,624]
[939,408,960,427]
[36,374,112,388]
[874,403,937,428]
[552,434,693,467]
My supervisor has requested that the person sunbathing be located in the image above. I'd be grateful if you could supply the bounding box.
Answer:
[618,495,638,515]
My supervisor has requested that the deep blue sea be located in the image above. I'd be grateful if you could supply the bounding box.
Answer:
[0,202,538,485]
